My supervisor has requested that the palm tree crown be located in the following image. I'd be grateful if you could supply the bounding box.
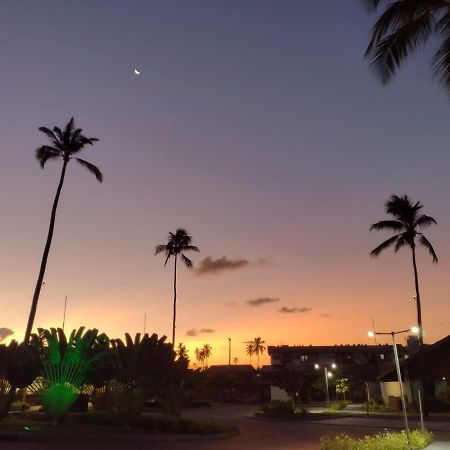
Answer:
[370,194,438,262]
[365,1,450,93]
[36,117,102,181]
[247,337,266,369]
[155,229,199,267]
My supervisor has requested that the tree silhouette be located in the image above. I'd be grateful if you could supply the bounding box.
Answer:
[248,337,266,369]
[194,347,204,370]
[25,118,101,343]
[233,357,238,365]
[245,343,254,366]
[370,194,438,415]
[176,342,189,361]
[202,344,212,369]
[155,229,199,347]
[365,1,450,93]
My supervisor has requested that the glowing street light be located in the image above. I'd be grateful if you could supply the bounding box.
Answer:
[315,363,337,408]
[367,326,418,450]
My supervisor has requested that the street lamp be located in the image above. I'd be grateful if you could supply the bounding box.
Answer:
[315,363,337,408]
[368,326,418,450]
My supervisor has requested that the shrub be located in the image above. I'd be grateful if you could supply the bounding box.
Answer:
[9,401,31,412]
[321,430,433,450]
[328,400,350,411]
[364,398,391,412]
[436,384,450,404]
[262,400,295,417]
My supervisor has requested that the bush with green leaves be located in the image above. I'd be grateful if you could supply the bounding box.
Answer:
[328,400,350,411]
[321,430,433,450]
[29,327,109,423]
[262,400,295,417]
[110,332,176,426]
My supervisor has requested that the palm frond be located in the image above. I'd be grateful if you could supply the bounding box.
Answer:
[154,245,167,255]
[35,146,62,168]
[370,220,404,232]
[367,11,433,84]
[75,158,103,182]
[184,245,200,252]
[370,234,401,257]
[418,234,438,263]
[432,32,450,91]
[181,254,193,268]
[415,214,437,229]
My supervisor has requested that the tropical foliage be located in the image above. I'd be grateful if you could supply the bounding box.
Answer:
[365,0,450,94]
[26,118,102,343]
[246,337,266,368]
[155,229,199,346]
[194,344,212,370]
[29,327,109,423]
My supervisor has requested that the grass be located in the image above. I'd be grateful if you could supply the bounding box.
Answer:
[0,411,236,436]
[321,430,433,450]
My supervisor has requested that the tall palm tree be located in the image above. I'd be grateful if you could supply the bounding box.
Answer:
[245,343,254,366]
[25,118,102,343]
[365,1,450,93]
[155,229,199,347]
[202,344,212,369]
[195,347,204,370]
[370,194,438,415]
[251,337,266,369]
[370,194,437,344]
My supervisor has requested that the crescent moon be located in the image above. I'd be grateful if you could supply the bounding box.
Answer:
[134,69,140,75]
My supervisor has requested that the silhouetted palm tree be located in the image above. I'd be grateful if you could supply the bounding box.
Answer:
[365,1,450,93]
[245,343,254,366]
[202,344,212,369]
[25,118,101,343]
[155,229,199,347]
[194,347,203,369]
[370,194,437,343]
[370,194,438,415]
[233,357,238,365]
[176,342,189,360]
[250,337,266,369]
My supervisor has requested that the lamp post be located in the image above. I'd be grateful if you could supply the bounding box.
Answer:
[228,337,231,366]
[368,326,419,450]
[315,363,336,408]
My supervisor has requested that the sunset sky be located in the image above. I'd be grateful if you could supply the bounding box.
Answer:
[1,1,450,366]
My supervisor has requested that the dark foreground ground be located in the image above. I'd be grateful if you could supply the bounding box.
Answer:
[2,404,450,450]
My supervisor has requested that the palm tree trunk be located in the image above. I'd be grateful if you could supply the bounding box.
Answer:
[412,245,428,416]
[257,352,260,369]
[172,255,177,347]
[24,159,68,343]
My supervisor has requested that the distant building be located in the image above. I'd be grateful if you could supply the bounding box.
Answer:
[268,343,410,370]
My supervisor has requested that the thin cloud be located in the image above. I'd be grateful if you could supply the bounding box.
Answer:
[247,297,280,307]
[186,328,216,337]
[224,301,238,306]
[321,313,332,318]
[279,307,312,314]
[195,256,249,276]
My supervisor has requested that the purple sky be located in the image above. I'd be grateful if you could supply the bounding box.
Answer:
[1,1,450,364]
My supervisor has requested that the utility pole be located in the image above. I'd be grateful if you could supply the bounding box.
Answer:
[62,295,67,331]
[228,337,231,365]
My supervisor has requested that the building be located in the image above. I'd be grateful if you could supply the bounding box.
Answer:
[268,342,410,370]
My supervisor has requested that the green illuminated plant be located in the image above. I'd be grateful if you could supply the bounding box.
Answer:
[30,327,109,423]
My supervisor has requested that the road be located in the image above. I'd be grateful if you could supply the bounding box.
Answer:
[1,404,450,449]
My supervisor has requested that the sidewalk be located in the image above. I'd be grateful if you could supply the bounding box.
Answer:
[427,442,450,449]
[312,416,450,433]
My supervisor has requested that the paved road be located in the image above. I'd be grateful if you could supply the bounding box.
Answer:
[1,404,450,450]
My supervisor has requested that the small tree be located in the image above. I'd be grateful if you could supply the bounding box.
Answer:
[336,378,349,401]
